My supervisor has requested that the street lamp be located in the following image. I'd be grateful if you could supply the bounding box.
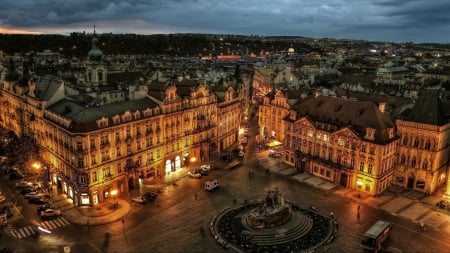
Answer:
[190,157,196,171]
[111,189,118,209]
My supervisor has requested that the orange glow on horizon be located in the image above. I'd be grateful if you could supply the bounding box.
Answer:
[0,28,41,35]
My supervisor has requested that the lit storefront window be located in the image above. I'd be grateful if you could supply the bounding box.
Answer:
[81,193,90,205]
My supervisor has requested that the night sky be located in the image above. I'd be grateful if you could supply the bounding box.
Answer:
[1,0,450,43]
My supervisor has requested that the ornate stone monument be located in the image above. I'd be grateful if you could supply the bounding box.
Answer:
[245,187,292,229]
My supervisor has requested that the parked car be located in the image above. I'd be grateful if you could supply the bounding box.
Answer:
[238,151,245,157]
[16,181,33,188]
[40,209,62,219]
[37,204,57,214]
[187,170,202,179]
[143,191,158,201]
[29,197,48,205]
[24,191,39,198]
[131,196,147,204]
[200,165,213,171]
[0,195,5,204]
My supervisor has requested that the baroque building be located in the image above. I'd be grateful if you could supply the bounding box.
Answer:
[282,94,398,196]
[0,35,245,206]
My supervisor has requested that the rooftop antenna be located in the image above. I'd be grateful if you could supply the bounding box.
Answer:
[93,23,96,35]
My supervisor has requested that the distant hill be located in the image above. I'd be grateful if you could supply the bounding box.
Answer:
[0,33,313,57]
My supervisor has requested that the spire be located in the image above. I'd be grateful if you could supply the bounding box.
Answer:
[88,24,103,61]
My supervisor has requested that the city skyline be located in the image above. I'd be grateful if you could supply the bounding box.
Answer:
[0,0,450,43]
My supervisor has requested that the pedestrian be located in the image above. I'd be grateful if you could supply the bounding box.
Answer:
[330,212,334,219]
[194,193,197,201]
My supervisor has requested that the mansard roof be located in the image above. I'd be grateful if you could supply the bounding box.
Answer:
[295,95,394,129]
[292,95,395,143]
[46,97,160,133]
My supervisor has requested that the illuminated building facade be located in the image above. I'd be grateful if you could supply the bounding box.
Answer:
[0,36,244,206]
[394,89,450,194]
[283,94,398,196]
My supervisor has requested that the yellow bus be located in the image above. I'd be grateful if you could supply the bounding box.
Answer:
[361,220,391,253]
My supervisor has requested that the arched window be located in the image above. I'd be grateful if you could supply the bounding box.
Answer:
[403,136,408,145]
[425,140,431,150]
[413,138,419,148]
[422,159,428,170]
[411,156,416,167]
[400,154,406,164]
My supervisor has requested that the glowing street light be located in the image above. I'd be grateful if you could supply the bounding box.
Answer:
[111,189,118,209]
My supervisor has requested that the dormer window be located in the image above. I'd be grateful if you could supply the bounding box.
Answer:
[388,128,394,139]
[113,115,121,125]
[96,117,109,128]
[122,111,132,122]
[365,128,375,140]
[134,111,140,120]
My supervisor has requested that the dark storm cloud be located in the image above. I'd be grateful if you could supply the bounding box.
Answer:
[1,0,450,42]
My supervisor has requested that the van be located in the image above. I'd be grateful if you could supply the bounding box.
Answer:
[204,180,220,191]
[361,220,391,253]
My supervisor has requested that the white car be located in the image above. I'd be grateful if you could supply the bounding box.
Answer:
[187,170,202,179]
[16,181,33,188]
[40,209,62,218]
[200,165,213,171]
[131,196,147,204]
[25,191,39,198]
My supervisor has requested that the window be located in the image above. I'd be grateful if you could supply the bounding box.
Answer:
[77,158,84,168]
[411,157,416,167]
[361,145,366,153]
[137,140,142,150]
[115,132,120,142]
[323,134,328,142]
[425,140,431,150]
[422,160,428,170]
[126,127,131,138]
[359,161,364,172]
[400,154,405,164]
[368,163,373,174]
[91,155,96,165]
[77,142,83,152]
[337,138,343,146]
[116,146,121,157]
[127,144,132,155]
[90,139,95,149]
[92,171,98,182]
[369,146,375,155]
[79,175,88,184]
[101,134,108,146]
[117,163,122,173]
[414,138,419,148]
[101,151,110,162]
[416,180,425,189]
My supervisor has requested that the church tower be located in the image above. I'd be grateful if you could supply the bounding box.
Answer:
[85,26,107,87]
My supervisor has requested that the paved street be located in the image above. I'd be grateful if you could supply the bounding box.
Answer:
[3,112,450,252]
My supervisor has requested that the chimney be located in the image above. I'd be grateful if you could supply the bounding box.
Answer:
[378,102,386,113]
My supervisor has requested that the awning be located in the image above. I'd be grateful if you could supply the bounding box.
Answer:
[267,140,282,147]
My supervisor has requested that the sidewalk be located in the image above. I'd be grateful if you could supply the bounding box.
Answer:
[55,166,191,226]
[255,150,450,231]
